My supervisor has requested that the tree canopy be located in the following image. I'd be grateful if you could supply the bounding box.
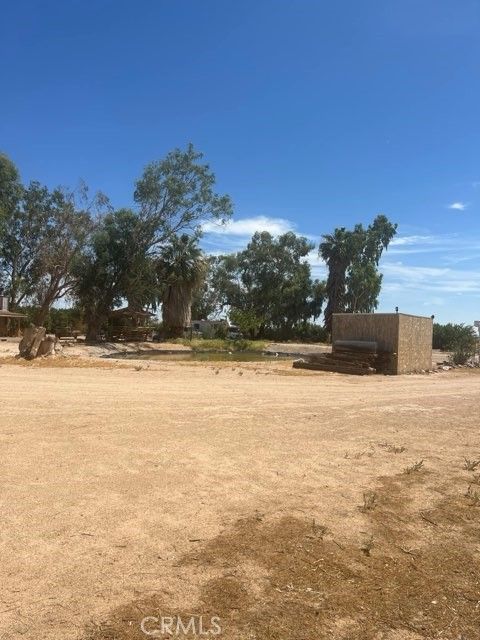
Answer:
[208,231,325,338]
[320,214,397,331]
[1,149,400,343]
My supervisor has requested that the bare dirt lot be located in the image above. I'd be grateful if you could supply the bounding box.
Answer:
[1,360,479,639]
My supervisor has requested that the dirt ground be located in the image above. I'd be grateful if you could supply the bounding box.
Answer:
[1,359,479,640]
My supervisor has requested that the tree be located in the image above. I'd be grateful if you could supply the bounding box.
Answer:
[74,208,160,341]
[191,256,226,320]
[134,143,233,250]
[433,323,477,364]
[32,188,94,326]
[212,231,325,338]
[0,156,45,307]
[158,234,207,337]
[0,154,110,325]
[0,153,23,255]
[344,262,382,313]
[320,215,397,331]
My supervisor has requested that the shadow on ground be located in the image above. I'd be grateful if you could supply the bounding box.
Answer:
[83,470,480,640]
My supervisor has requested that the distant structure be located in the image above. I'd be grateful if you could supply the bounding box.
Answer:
[332,312,433,374]
[293,312,433,375]
[0,293,27,337]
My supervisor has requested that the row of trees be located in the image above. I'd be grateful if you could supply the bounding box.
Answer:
[190,213,397,339]
[0,145,232,338]
[0,145,397,340]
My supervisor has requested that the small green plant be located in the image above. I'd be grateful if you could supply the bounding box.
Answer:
[173,337,267,352]
[404,460,424,474]
[463,458,480,471]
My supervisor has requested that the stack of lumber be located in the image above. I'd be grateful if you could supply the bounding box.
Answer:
[293,340,392,375]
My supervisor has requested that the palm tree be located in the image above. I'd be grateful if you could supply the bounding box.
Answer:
[320,227,364,333]
[158,234,207,337]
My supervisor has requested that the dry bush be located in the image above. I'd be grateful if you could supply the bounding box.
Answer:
[404,460,424,474]
[359,490,377,512]
[463,458,480,471]
[378,442,406,454]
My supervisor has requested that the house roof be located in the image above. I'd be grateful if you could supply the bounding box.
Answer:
[0,310,27,319]
[109,306,154,318]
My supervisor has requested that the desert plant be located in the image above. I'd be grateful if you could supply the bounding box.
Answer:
[379,442,406,454]
[465,484,480,507]
[404,460,424,474]
[463,458,480,471]
[360,534,374,556]
[359,491,377,512]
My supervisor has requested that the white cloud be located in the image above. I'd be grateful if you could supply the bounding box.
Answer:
[391,234,438,246]
[306,249,327,279]
[201,215,298,255]
[448,201,468,211]
[381,261,480,294]
[202,215,295,237]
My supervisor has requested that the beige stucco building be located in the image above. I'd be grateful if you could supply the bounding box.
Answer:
[332,312,433,374]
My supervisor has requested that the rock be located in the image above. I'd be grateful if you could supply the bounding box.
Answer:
[19,326,61,359]
[19,326,46,359]
[37,334,56,357]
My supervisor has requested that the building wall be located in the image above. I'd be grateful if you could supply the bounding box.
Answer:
[332,313,399,374]
[0,317,8,337]
[396,314,433,374]
[332,313,433,374]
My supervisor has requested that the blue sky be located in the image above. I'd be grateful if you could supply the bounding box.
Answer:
[1,0,479,323]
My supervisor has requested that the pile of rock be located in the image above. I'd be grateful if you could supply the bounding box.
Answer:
[19,326,63,360]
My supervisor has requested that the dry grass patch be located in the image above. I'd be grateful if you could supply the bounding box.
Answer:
[82,470,480,640]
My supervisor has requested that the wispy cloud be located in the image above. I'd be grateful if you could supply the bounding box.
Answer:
[381,262,480,294]
[202,215,295,237]
[201,215,298,255]
[448,201,468,211]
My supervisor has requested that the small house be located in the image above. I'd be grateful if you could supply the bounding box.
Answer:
[107,307,154,341]
[0,294,27,337]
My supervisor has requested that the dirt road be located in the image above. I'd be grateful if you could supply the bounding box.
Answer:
[1,361,479,639]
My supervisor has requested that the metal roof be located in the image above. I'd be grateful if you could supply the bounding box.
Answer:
[0,310,28,318]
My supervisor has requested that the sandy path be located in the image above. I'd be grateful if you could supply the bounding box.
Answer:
[0,362,479,639]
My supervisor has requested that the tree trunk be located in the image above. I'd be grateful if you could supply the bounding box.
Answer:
[162,284,192,338]
[34,301,52,328]
[85,305,108,342]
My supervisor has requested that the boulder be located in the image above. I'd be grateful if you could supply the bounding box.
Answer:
[18,326,62,359]
[19,326,46,359]
[36,334,56,357]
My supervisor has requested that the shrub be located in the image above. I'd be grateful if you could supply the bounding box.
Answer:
[433,323,477,362]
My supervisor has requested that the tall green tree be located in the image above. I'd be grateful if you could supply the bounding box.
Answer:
[134,143,233,250]
[212,231,325,338]
[158,234,207,337]
[32,188,94,325]
[0,154,98,322]
[320,215,397,331]
[74,209,157,340]
[75,145,232,338]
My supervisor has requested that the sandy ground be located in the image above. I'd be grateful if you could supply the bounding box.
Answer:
[1,359,479,639]
[0,337,191,359]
